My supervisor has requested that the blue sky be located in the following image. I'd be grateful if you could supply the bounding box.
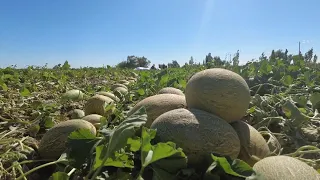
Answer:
[1,0,319,68]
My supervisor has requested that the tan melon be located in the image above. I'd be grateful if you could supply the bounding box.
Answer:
[150,108,241,167]
[127,94,187,127]
[38,119,96,159]
[185,68,250,123]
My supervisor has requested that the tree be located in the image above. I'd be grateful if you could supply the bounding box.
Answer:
[213,56,223,66]
[205,53,213,64]
[313,54,318,64]
[116,55,151,69]
[232,50,240,66]
[168,60,180,68]
[62,60,71,70]
[189,56,194,65]
[304,48,313,63]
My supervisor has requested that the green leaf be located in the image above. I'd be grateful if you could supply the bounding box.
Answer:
[310,92,320,109]
[20,87,31,97]
[66,128,98,168]
[94,145,134,169]
[282,100,310,127]
[51,172,69,180]
[204,154,257,179]
[69,128,96,139]
[137,88,145,96]
[127,136,141,152]
[44,117,55,129]
[93,106,147,170]
[0,80,8,91]
[281,75,293,86]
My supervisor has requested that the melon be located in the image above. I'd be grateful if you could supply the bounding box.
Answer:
[111,83,128,90]
[150,108,240,167]
[68,109,85,119]
[96,91,120,102]
[230,120,270,166]
[38,119,96,159]
[185,68,250,123]
[82,114,104,128]
[61,89,84,101]
[253,155,320,180]
[119,80,130,86]
[113,87,128,96]
[127,94,187,127]
[158,87,184,96]
[84,95,115,116]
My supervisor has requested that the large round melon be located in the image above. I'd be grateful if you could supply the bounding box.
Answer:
[111,83,128,90]
[61,89,84,101]
[158,87,184,96]
[82,114,104,128]
[230,120,270,166]
[185,68,250,122]
[113,87,128,96]
[127,94,187,127]
[253,155,320,180]
[84,95,115,116]
[67,109,85,119]
[38,119,96,159]
[119,80,130,86]
[150,108,241,167]
[96,91,120,102]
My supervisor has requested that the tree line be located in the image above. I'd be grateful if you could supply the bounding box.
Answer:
[116,48,318,69]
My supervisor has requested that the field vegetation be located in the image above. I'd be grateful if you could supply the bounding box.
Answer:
[0,48,320,179]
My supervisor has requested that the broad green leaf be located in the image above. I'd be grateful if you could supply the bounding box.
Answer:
[281,75,293,86]
[44,117,55,128]
[282,100,309,127]
[137,88,145,96]
[20,87,31,97]
[159,74,169,86]
[127,136,141,152]
[0,81,8,91]
[51,172,69,180]
[310,92,320,109]
[94,145,134,169]
[94,107,147,170]
[66,128,99,168]
[291,95,308,107]
[204,154,258,179]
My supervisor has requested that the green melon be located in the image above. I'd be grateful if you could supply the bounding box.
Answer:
[61,89,84,101]
[38,119,96,159]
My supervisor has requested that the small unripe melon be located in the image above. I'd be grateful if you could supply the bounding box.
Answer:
[230,120,270,166]
[68,109,85,119]
[61,89,84,101]
[150,108,240,167]
[185,68,250,122]
[127,94,187,127]
[38,119,96,159]
[96,91,120,102]
[84,95,114,116]
[253,155,320,180]
[111,83,128,90]
[82,114,103,128]
[113,87,128,95]
[158,87,184,96]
